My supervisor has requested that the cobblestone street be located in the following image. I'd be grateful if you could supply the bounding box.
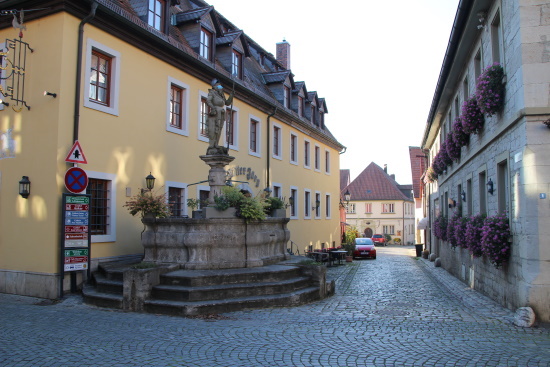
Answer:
[1,246,549,367]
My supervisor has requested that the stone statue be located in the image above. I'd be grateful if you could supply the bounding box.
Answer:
[206,78,234,155]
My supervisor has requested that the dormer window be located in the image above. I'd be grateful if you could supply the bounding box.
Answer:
[298,96,304,117]
[310,105,316,125]
[148,0,165,31]
[200,27,213,60]
[232,50,242,79]
[283,85,290,108]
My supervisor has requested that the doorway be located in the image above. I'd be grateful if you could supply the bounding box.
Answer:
[364,227,373,238]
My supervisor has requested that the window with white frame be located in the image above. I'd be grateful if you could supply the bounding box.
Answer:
[304,189,311,218]
[497,159,509,213]
[290,187,298,218]
[383,225,395,235]
[84,39,120,116]
[167,77,189,135]
[198,92,209,142]
[304,140,310,168]
[273,124,282,159]
[365,203,372,213]
[168,186,185,217]
[474,49,482,81]
[297,96,304,117]
[283,85,290,108]
[272,183,282,200]
[346,203,356,214]
[491,10,502,64]
[314,145,320,171]
[249,116,261,157]
[325,194,331,218]
[290,133,298,165]
[86,171,116,243]
[232,49,242,79]
[314,192,321,218]
[325,150,330,174]
[148,0,165,31]
[224,106,238,150]
[382,203,394,213]
[200,27,213,61]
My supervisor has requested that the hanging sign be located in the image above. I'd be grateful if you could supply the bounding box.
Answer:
[65,141,88,164]
[64,167,88,194]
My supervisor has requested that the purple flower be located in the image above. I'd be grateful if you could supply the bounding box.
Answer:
[475,63,505,116]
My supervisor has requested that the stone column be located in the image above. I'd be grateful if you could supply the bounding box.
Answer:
[199,154,235,206]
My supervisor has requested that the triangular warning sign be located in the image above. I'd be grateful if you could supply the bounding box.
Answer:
[65,141,88,164]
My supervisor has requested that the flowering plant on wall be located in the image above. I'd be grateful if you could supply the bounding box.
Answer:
[465,214,486,257]
[445,131,461,161]
[447,212,468,248]
[426,166,438,183]
[461,96,485,134]
[481,212,511,268]
[439,140,453,166]
[124,189,172,218]
[452,116,469,148]
[476,63,505,116]
[433,213,448,241]
[432,152,446,176]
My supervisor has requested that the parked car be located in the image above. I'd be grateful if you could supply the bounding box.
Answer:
[371,234,387,246]
[354,238,376,259]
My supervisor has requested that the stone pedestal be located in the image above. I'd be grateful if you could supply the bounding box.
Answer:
[199,154,235,207]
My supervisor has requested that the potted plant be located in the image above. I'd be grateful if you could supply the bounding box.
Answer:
[187,198,205,218]
[123,189,171,219]
[342,242,356,262]
[481,212,511,268]
[343,226,359,261]
[475,63,505,116]
[461,96,485,134]
[265,196,286,217]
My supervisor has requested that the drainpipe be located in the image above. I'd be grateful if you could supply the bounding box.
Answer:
[73,1,98,143]
[265,106,278,191]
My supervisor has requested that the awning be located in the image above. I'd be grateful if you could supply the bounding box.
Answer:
[417,217,429,230]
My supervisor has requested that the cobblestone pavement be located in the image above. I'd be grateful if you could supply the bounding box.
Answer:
[1,246,549,367]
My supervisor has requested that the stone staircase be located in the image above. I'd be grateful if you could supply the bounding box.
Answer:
[83,260,333,316]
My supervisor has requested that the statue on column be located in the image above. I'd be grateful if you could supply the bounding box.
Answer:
[206,78,234,155]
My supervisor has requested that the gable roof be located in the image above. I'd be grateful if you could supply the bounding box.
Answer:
[345,162,413,201]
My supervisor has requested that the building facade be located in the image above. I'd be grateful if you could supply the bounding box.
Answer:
[343,163,415,244]
[421,0,550,321]
[0,0,344,298]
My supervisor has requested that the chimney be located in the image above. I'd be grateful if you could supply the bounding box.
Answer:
[276,39,291,70]
[390,174,395,181]
[383,164,387,173]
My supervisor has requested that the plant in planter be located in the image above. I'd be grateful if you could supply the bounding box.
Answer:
[452,116,470,148]
[433,213,448,241]
[445,131,461,162]
[465,213,486,257]
[481,212,511,268]
[426,166,438,183]
[187,198,205,211]
[461,96,485,134]
[446,212,464,248]
[123,189,172,218]
[432,152,446,176]
[264,196,286,216]
[476,63,505,116]
[439,140,453,167]
[213,186,244,211]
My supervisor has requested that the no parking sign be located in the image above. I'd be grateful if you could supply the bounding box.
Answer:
[65,167,88,194]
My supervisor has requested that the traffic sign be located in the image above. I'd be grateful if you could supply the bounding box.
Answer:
[65,167,88,194]
[65,141,88,164]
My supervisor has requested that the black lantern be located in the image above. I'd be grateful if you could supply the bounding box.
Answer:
[288,196,294,207]
[487,178,494,195]
[145,173,155,191]
[461,190,466,202]
[344,189,351,204]
[315,199,321,209]
[19,176,30,199]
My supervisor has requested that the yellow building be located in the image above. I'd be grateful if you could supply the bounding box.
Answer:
[0,0,344,298]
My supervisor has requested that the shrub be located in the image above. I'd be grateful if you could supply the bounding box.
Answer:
[481,212,511,268]
[465,214,486,257]
[476,63,505,116]
[123,189,172,218]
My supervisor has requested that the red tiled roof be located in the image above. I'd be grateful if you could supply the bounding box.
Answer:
[345,162,412,201]
[408,147,427,198]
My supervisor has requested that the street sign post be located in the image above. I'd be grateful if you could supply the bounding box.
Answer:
[60,193,91,297]
[64,167,88,194]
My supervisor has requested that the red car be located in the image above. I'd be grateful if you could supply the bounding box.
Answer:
[354,238,377,259]
[371,234,387,246]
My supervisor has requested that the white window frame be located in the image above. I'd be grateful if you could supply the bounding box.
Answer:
[248,114,261,158]
[365,203,372,213]
[196,184,210,208]
[304,189,312,219]
[290,133,298,165]
[314,144,321,172]
[382,203,395,213]
[84,39,121,116]
[314,191,321,219]
[166,181,188,217]
[197,90,209,143]
[325,193,331,219]
[223,105,239,151]
[290,186,298,220]
[272,183,282,200]
[272,122,282,160]
[86,171,117,243]
[303,138,311,169]
[166,77,189,136]
[324,149,331,174]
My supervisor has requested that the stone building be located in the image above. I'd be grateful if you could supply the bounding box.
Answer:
[421,0,550,321]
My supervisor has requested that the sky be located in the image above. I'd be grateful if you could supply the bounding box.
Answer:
[206,0,460,184]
